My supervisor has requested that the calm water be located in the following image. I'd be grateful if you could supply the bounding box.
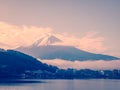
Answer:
[0,79,120,90]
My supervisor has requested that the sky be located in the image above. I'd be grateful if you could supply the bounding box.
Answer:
[0,0,120,57]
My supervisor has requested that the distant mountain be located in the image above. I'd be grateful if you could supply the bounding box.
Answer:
[32,33,62,46]
[0,48,58,78]
[16,34,119,61]
[17,45,119,61]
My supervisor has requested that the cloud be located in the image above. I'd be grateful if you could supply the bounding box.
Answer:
[55,31,107,53]
[40,59,120,70]
[0,21,107,54]
[0,42,11,49]
[77,31,107,53]
[0,21,52,49]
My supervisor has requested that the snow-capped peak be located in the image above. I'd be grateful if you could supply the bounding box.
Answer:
[32,33,62,46]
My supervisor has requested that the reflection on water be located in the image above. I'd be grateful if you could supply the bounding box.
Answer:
[0,79,120,90]
[0,79,43,84]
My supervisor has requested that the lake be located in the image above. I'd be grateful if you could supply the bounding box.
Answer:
[0,79,120,90]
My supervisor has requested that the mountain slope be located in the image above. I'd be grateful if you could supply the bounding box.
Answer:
[0,48,58,76]
[17,45,119,61]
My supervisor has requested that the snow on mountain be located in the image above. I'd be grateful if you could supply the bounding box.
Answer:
[32,33,62,46]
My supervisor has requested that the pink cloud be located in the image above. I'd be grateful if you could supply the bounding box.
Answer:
[0,21,108,54]
[55,31,107,53]
[0,21,52,49]
[40,59,120,70]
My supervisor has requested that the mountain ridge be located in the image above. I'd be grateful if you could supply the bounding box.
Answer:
[16,34,120,61]
[17,45,119,61]
[0,48,119,79]
[32,34,62,46]
[0,48,58,74]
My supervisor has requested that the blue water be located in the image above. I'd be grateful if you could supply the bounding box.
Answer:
[0,79,120,90]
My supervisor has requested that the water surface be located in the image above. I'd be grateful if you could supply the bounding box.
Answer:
[0,79,120,90]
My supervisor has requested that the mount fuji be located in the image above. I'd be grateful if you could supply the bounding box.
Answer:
[16,34,119,61]
[32,34,62,46]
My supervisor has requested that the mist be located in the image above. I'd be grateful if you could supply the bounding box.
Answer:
[40,59,120,70]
